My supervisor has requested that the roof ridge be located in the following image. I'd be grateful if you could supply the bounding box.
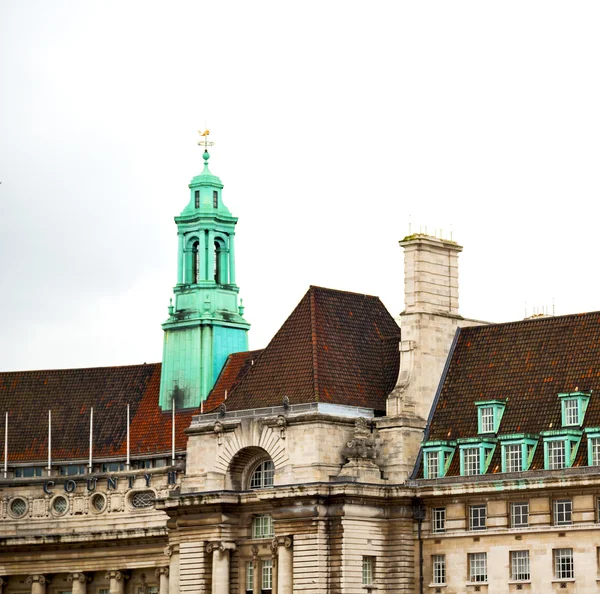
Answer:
[308,284,380,300]
[309,287,320,402]
[0,362,161,375]
[460,309,600,335]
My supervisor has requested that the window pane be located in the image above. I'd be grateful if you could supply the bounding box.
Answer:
[469,552,487,582]
[469,504,486,530]
[564,399,579,425]
[592,438,600,466]
[548,441,566,470]
[511,502,529,528]
[426,451,439,479]
[463,448,480,476]
[554,499,572,525]
[250,460,275,489]
[511,550,530,581]
[432,555,445,584]
[362,556,374,585]
[252,515,274,539]
[554,548,574,579]
[480,407,495,433]
[262,559,273,590]
[432,508,446,533]
[505,444,522,473]
[246,561,254,592]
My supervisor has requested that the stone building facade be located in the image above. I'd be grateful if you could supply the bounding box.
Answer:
[5,141,598,593]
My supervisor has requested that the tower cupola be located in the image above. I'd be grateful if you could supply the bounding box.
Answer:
[159,133,250,410]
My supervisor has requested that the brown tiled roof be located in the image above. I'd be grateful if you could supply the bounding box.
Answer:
[422,311,600,476]
[204,350,263,413]
[223,286,400,412]
[0,363,197,463]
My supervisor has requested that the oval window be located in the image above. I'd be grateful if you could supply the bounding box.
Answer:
[52,496,68,515]
[131,491,154,508]
[91,493,106,513]
[10,497,27,518]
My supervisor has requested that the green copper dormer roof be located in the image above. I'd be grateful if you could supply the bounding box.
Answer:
[181,149,232,216]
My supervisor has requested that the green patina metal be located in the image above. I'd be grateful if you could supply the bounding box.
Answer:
[159,148,250,410]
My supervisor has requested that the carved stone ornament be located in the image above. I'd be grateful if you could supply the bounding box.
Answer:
[271,537,279,551]
[26,575,49,585]
[155,567,169,578]
[219,403,226,417]
[104,571,129,582]
[251,545,259,558]
[276,415,287,439]
[164,544,173,558]
[282,395,290,410]
[214,421,224,444]
[283,535,293,548]
[67,573,89,583]
[205,542,214,554]
[341,417,376,461]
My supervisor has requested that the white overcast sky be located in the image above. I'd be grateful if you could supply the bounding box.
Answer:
[1,1,599,371]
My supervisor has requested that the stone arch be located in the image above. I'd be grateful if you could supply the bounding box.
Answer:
[226,446,272,490]
[214,421,289,489]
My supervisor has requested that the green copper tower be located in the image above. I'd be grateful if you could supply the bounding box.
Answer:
[159,136,250,410]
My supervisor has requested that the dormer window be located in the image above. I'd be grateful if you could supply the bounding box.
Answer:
[422,441,455,479]
[559,391,590,427]
[458,439,496,476]
[498,434,538,473]
[476,400,505,434]
[541,430,582,470]
[213,190,218,208]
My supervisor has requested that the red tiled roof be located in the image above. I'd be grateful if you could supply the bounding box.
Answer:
[423,311,600,476]
[204,350,263,413]
[223,286,401,412]
[0,363,197,463]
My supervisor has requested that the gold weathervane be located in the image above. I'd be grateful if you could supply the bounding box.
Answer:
[198,129,215,150]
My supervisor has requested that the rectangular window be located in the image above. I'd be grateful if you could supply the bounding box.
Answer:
[426,450,440,479]
[246,561,254,593]
[469,504,487,531]
[362,556,374,586]
[99,590,110,594]
[195,190,200,208]
[510,550,530,581]
[252,515,274,539]
[432,555,446,585]
[591,438,600,466]
[468,552,487,583]
[262,559,273,591]
[463,448,480,476]
[14,466,44,478]
[213,190,219,208]
[554,499,572,525]
[564,399,579,426]
[432,507,446,533]
[480,406,495,433]
[59,464,87,476]
[548,440,566,470]
[554,548,574,579]
[101,462,125,472]
[510,502,529,528]
[138,588,158,594]
[505,444,522,473]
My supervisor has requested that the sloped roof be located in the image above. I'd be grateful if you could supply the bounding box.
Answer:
[223,286,401,412]
[423,311,600,476]
[0,363,197,463]
[204,350,263,413]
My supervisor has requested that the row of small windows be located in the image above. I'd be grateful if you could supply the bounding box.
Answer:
[430,498,584,534]
[13,459,169,478]
[194,189,219,209]
[424,392,597,479]
[431,549,575,585]
[6,490,154,518]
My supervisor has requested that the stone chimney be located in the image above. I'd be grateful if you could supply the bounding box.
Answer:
[377,233,485,482]
[401,234,462,316]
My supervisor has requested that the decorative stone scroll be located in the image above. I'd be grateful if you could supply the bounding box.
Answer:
[67,573,91,583]
[276,415,287,439]
[26,575,50,585]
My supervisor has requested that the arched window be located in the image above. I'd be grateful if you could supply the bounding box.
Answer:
[250,460,274,489]
[192,241,199,283]
[214,238,228,284]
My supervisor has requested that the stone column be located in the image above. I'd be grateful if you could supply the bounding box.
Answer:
[155,567,169,594]
[207,229,215,281]
[26,575,49,594]
[198,230,207,281]
[104,571,129,594]
[207,541,235,594]
[252,546,260,594]
[277,536,293,594]
[177,233,184,284]
[67,573,90,594]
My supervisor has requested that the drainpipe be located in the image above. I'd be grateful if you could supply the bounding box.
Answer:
[412,498,425,594]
